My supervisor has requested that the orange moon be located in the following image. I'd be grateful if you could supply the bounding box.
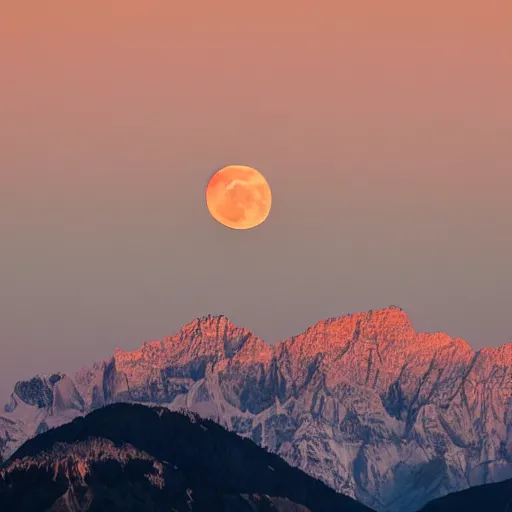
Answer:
[206,165,272,230]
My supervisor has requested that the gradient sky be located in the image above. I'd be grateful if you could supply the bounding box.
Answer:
[1,1,511,399]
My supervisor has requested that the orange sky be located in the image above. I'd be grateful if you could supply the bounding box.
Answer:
[0,1,511,397]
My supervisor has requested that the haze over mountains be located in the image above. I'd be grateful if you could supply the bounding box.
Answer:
[1,307,511,511]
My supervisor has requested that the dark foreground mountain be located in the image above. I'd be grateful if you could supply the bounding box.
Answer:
[0,403,372,512]
[419,478,512,511]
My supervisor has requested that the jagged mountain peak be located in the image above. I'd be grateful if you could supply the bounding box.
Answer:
[275,307,413,364]
[11,374,66,409]
[197,312,231,323]
[285,306,413,342]
[178,314,256,348]
[6,373,84,414]
[112,307,476,373]
[14,373,65,388]
[179,313,240,333]
[478,340,512,358]
[278,306,476,361]
[108,315,267,398]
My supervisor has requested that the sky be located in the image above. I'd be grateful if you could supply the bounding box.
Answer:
[1,1,511,399]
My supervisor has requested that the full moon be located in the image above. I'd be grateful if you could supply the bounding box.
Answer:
[206,165,272,230]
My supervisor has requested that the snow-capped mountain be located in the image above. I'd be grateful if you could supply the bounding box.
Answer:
[1,307,511,511]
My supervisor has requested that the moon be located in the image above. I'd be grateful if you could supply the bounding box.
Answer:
[206,165,272,230]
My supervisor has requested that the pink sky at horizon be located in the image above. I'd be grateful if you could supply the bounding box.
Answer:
[0,1,511,398]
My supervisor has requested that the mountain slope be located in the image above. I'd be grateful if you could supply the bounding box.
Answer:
[0,403,372,512]
[419,477,512,511]
[1,308,511,511]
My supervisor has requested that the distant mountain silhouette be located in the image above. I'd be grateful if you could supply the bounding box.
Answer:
[0,403,373,512]
[419,478,512,511]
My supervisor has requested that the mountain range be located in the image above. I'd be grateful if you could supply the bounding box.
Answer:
[1,307,511,511]
[0,403,371,511]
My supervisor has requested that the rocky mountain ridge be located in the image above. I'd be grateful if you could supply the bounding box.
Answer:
[1,307,511,511]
